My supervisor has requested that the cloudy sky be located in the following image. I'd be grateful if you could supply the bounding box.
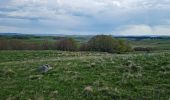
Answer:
[0,0,170,36]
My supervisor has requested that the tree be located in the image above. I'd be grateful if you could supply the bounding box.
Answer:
[0,38,8,50]
[57,38,77,51]
[83,35,132,53]
[41,40,54,50]
[8,39,25,50]
[87,35,115,53]
[79,43,89,51]
[115,39,133,53]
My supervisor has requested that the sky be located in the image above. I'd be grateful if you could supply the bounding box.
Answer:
[0,0,170,36]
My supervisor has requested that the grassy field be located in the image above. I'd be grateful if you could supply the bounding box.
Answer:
[130,39,170,50]
[0,50,170,100]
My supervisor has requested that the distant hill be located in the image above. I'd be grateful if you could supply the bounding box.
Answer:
[0,33,22,36]
[114,36,170,40]
[0,33,170,40]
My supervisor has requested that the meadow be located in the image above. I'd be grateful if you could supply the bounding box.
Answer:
[0,50,170,100]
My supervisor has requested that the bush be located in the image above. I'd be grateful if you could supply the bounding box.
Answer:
[0,38,8,50]
[134,47,153,52]
[41,40,55,50]
[79,43,89,51]
[0,39,25,50]
[0,38,41,50]
[87,35,116,53]
[115,39,133,53]
[10,35,30,39]
[57,38,77,51]
[81,35,132,53]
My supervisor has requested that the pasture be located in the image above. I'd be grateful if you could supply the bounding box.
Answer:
[0,50,170,99]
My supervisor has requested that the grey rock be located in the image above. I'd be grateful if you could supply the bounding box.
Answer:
[37,64,52,73]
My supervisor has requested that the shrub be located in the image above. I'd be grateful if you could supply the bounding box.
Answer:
[87,35,116,53]
[0,38,8,50]
[41,40,54,50]
[82,35,132,53]
[57,38,77,51]
[25,43,41,50]
[79,43,89,51]
[134,47,153,52]
[0,38,41,50]
[8,39,25,50]
[10,35,30,39]
[115,39,133,53]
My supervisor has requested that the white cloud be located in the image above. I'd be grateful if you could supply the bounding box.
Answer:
[118,25,153,36]
[153,25,170,35]
[116,24,170,36]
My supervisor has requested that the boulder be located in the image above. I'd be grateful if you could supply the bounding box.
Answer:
[37,64,52,73]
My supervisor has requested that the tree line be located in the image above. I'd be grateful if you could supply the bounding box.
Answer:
[0,35,133,53]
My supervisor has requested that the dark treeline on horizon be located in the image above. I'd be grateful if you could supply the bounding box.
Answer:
[0,35,134,53]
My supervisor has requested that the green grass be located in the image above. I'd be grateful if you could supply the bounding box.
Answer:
[130,39,170,50]
[0,50,170,100]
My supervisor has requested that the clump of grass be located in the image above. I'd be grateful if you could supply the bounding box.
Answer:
[58,71,82,82]
[123,60,142,73]
[83,62,96,69]
[29,75,43,80]
[82,86,95,99]
[90,63,96,67]
[49,90,58,98]
[84,86,93,92]
[4,68,16,78]
[98,86,111,94]
[160,65,170,72]
[81,60,89,64]
[34,95,44,100]
[159,71,170,78]
[93,80,108,88]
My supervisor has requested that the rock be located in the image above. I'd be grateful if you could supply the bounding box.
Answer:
[37,64,52,73]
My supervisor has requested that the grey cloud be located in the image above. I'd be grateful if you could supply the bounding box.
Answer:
[0,0,170,35]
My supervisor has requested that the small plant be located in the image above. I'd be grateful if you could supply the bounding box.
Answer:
[90,63,96,67]
[134,47,154,52]
[84,86,93,92]
[29,75,43,80]
[83,86,94,97]
[49,90,59,98]
[4,68,16,78]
